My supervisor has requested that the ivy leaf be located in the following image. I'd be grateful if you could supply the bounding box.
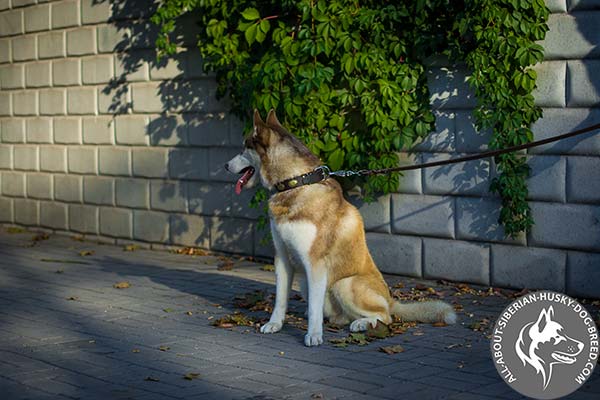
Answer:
[245,23,257,45]
[241,7,260,21]
[259,19,270,34]
[328,148,345,171]
[256,28,267,43]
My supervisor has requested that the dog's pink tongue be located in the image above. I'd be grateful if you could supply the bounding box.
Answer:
[235,169,253,195]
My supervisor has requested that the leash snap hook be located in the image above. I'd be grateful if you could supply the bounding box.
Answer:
[315,165,331,177]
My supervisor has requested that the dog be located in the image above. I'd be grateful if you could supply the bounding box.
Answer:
[515,306,584,389]
[226,109,457,346]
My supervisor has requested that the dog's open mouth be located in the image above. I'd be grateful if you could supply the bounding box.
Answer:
[235,167,255,195]
[552,351,577,364]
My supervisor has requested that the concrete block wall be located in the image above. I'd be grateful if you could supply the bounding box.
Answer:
[367,0,600,298]
[0,0,265,258]
[0,0,599,297]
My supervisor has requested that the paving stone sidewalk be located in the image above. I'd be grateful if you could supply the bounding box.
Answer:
[0,229,598,400]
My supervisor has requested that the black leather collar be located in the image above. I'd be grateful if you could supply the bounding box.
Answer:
[273,167,329,193]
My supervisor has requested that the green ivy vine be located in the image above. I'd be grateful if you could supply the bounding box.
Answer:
[152,0,549,237]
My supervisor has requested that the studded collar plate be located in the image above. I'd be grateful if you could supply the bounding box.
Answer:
[273,167,329,193]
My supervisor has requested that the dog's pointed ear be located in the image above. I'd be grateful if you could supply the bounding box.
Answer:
[535,307,551,333]
[266,109,281,127]
[252,109,266,137]
[253,109,264,127]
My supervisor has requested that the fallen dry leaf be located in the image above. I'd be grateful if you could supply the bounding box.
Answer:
[291,293,304,300]
[55,269,64,274]
[123,244,139,252]
[311,394,324,400]
[217,261,234,271]
[367,322,392,339]
[32,233,50,241]
[186,311,193,316]
[113,281,131,289]
[132,349,140,353]
[163,308,174,313]
[183,373,200,380]
[6,227,25,234]
[510,288,530,298]
[71,235,85,242]
[260,264,275,272]
[432,321,448,327]
[67,296,79,301]
[79,250,94,257]
[379,345,405,355]
[325,324,343,333]
[159,345,170,352]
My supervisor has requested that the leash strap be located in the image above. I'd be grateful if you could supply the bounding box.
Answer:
[273,121,600,192]
[330,122,600,177]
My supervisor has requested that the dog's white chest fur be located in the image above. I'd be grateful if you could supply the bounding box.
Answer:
[271,220,317,262]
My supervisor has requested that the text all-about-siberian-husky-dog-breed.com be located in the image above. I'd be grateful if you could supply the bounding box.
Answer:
[226,109,456,347]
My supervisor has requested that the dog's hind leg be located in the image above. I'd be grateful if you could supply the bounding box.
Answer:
[331,276,392,332]
[260,231,293,334]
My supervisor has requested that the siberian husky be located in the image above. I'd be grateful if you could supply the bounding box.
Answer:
[226,110,456,346]
[516,306,584,389]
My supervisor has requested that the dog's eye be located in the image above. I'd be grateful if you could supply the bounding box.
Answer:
[553,336,564,344]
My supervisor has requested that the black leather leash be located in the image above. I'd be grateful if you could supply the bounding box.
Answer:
[274,122,600,192]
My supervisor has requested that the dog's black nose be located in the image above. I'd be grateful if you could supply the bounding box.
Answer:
[224,163,230,172]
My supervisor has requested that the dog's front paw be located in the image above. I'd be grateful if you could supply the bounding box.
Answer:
[260,321,283,334]
[304,332,323,347]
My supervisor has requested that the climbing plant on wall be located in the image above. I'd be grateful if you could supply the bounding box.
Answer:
[151,0,549,237]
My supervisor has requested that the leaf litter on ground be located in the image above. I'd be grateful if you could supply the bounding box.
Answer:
[171,247,208,256]
[233,290,273,312]
[113,281,131,289]
[329,318,418,348]
[123,244,139,252]
[183,373,200,380]
[379,345,405,355]
[79,250,94,256]
[211,312,255,329]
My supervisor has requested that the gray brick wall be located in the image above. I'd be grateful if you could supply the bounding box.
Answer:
[0,0,598,297]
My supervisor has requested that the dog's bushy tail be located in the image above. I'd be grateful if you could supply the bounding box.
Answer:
[391,300,457,324]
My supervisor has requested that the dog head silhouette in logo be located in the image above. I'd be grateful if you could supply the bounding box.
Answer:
[515,306,584,389]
